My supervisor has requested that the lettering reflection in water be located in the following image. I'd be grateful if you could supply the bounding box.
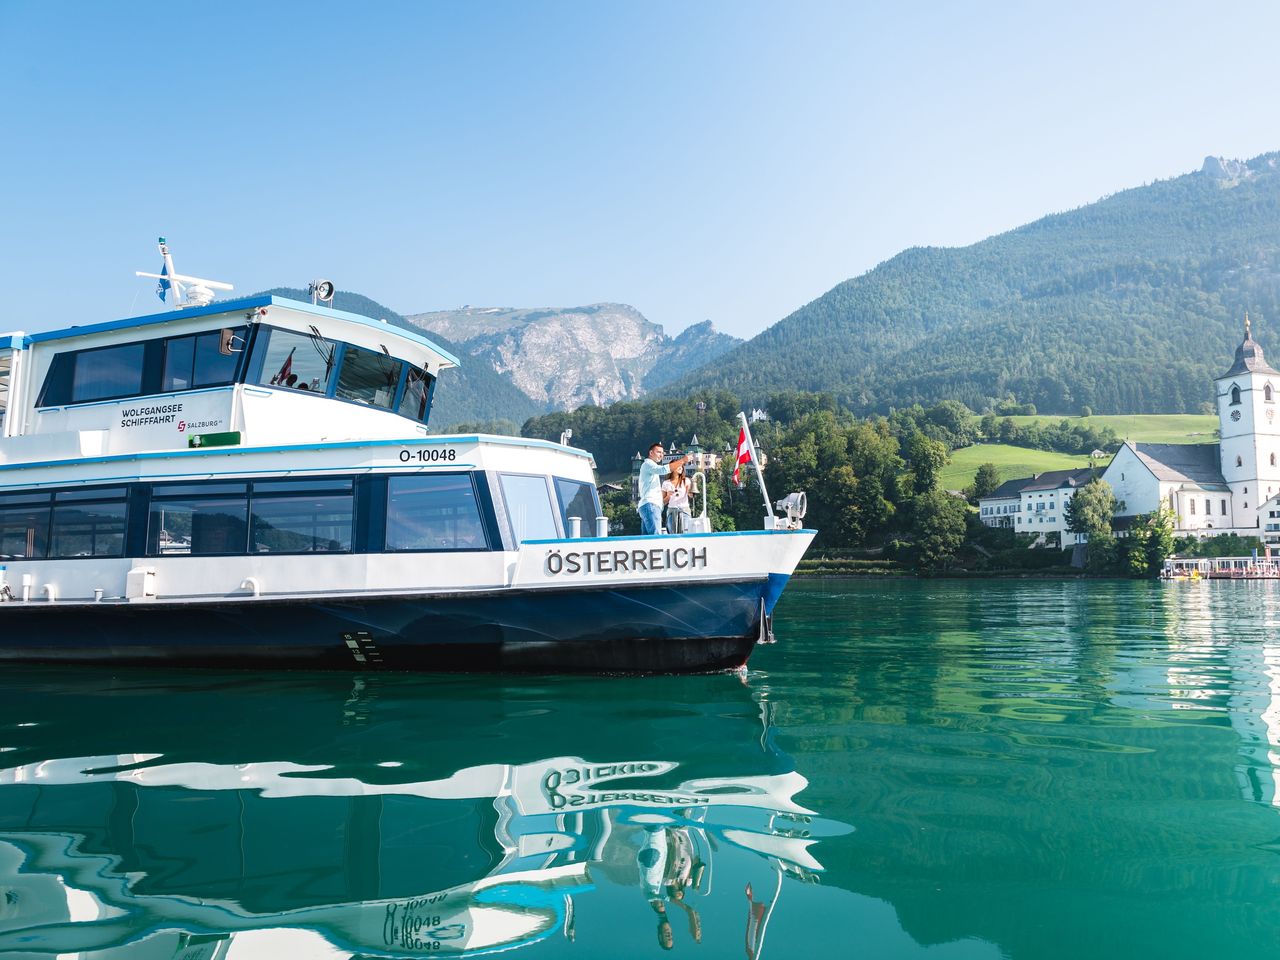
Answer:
[0,686,839,959]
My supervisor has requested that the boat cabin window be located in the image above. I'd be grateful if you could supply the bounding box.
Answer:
[399,366,433,422]
[385,474,488,551]
[162,327,246,391]
[257,328,336,393]
[251,478,354,553]
[336,345,402,410]
[0,492,50,558]
[554,477,600,534]
[499,474,559,542]
[50,488,128,558]
[148,483,249,556]
[0,487,128,559]
[148,478,356,556]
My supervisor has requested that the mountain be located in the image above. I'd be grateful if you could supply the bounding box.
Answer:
[661,152,1280,415]
[251,288,544,430]
[404,303,740,409]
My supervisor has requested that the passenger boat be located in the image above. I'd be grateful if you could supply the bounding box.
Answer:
[0,245,814,672]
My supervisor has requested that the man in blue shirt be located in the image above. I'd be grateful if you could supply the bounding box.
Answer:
[637,442,674,536]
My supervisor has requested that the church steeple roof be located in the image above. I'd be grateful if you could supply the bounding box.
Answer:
[1220,312,1279,378]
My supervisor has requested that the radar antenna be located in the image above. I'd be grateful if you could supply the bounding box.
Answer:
[136,237,234,309]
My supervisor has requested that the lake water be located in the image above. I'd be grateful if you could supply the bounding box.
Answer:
[2,578,1279,959]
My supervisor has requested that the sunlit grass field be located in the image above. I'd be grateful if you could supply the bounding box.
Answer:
[944,414,1219,490]
[941,444,1099,491]
[995,413,1218,444]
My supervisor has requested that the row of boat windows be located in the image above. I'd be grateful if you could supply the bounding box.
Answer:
[0,472,599,560]
[36,325,435,424]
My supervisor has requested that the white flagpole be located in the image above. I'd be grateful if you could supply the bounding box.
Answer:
[738,411,775,521]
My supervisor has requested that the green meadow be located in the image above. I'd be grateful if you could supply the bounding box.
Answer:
[995,413,1218,444]
[941,444,1100,491]
[944,414,1220,490]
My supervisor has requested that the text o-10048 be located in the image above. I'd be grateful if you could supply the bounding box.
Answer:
[399,448,457,463]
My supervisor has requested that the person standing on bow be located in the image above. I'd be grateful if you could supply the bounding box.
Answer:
[637,442,675,536]
[663,458,693,535]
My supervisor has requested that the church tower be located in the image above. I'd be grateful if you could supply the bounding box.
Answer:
[1216,314,1280,528]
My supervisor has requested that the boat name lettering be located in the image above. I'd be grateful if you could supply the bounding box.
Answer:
[544,546,707,576]
[383,901,453,951]
[399,448,457,463]
[120,402,183,428]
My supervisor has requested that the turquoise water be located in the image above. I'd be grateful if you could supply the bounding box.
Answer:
[2,578,1280,959]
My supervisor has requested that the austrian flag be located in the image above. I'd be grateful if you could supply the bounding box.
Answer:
[732,427,753,484]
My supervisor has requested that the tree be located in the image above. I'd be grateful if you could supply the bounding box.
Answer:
[1079,405,1093,418]
[1141,508,1176,575]
[1065,479,1118,570]
[970,462,1001,502]
[907,433,950,494]
[1065,480,1117,539]
[911,490,969,574]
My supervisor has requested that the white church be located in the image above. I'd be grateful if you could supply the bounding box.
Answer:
[1102,316,1280,546]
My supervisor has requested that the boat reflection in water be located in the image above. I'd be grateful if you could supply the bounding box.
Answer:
[0,669,842,959]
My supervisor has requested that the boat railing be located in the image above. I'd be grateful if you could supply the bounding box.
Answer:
[688,471,712,534]
[1162,556,1280,580]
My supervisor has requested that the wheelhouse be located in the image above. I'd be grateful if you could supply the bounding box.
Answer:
[0,296,461,463]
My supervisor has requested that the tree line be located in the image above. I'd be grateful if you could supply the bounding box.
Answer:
[521,390,1196,576]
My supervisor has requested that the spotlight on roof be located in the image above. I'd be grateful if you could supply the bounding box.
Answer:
[309,279,336,305]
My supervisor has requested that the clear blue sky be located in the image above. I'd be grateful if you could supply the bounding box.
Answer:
[2,0,1278,338]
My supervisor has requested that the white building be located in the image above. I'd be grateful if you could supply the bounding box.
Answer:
[1102,316,1280,538]
[978,477,1028,529]
[1261,494,1280,547]
[978,468,1093,545]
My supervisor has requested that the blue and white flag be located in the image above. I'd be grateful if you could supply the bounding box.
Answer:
[156,261,171,302]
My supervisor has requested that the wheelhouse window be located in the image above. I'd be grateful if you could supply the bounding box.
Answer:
[499,474,559,542]
[71,342,146,403]
[163,327,246,392]
[554,477,599,534]
[386,474,488,551]
[399,365,432,422]
[256,328,336,393]
[336,345,402,410]
[148,482,249,555]
[250,478,353,553]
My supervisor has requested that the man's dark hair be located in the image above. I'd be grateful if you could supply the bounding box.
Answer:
[648,442,664,453]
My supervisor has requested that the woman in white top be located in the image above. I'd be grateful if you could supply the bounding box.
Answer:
[662,459,693,534]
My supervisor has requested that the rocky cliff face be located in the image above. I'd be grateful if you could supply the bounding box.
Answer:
[404,304,740,410]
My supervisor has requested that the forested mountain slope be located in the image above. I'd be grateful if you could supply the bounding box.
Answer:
[664,153,1280,414]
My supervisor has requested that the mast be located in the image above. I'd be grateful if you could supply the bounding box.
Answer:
[136,237,234,308]
[738,411,775,522]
